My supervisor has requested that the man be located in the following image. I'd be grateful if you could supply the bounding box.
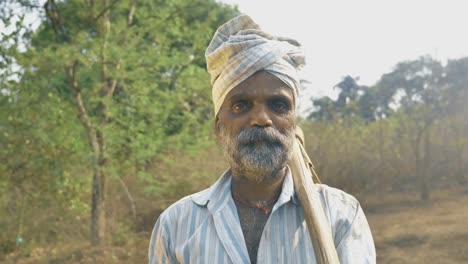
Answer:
[149,15,376,264]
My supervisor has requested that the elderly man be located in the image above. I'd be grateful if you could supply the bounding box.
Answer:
[149,15,376,264]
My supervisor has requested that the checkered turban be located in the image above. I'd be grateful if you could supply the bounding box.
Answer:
[205,15,306,116]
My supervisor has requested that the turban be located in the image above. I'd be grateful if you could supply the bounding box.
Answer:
[205,15,306,116]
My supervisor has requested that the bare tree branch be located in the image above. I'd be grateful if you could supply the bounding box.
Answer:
[127,0,136,26]
[117,177,137,220]
[94,0,121,22]
[66,60,99,153]
[44,0,70,42]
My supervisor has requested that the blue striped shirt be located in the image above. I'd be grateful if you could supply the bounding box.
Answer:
[149,169,376,263]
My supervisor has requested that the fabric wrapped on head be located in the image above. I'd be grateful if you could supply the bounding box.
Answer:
[205,14,306,116]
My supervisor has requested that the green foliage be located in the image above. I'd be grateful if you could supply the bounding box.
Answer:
[1,0,238,188]
[310,56,454,122]
[310,75,388,121]
[1,0,238,254]
[305,55,468,198]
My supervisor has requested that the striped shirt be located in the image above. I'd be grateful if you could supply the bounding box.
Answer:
[148,169,376,263]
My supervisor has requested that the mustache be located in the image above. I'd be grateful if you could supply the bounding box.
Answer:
[236,126,289,146]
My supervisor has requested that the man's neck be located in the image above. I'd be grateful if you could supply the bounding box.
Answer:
[231,167,287,264]
[231,167,287,203]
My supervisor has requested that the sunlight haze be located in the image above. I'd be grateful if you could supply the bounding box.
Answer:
[218,0,468,114]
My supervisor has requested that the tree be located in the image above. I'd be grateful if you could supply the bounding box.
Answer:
[309,76,387,122]
[1,0,238,246]
[443,58,468,187]
[375,56,445,200]
[304,55,468,198]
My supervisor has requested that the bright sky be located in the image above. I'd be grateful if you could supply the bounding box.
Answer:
[218,0,468,114]
[3,1,468,114]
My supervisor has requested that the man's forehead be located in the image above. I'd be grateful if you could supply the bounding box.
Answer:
[225,71,294,101]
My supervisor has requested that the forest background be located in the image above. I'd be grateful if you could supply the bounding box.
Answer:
[1,0,467,263]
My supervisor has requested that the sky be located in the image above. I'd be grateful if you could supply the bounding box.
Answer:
[2,0,468,114]
[218,0,468,114]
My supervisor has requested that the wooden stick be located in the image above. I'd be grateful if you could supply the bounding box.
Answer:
[288,127,340,264]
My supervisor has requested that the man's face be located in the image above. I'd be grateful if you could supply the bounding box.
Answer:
[216,71,296,183]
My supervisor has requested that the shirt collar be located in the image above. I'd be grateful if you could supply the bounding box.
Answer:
[282,167,300,205]
[190,167,299,213]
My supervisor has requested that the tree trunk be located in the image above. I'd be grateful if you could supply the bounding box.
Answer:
[53,0,122,246]
[91,160,106,245]
[420,126,430,200]
[378,119,384,166]
[90,0,118,245]
[420,116,433,201]
[67,61,107,245]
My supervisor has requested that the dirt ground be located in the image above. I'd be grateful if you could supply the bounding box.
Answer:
[6,187,468,263]
[363,187,468,264]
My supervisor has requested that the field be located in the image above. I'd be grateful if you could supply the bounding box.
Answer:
[364,187,468,264]
[5,187,468,263]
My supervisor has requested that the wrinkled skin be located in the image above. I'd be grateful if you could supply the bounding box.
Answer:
[216,70,296,199]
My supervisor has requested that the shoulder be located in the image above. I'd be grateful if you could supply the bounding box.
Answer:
[157,188,211,225]
[155,171,231,228]
[315,184,360,212]
[314,184,361,233]
[314,184,371,245]
[314,185,376,260]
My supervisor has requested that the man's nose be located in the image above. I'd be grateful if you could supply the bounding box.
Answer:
[250,105,273,127]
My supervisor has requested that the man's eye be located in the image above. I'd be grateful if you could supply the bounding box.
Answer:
[270,101,290,113]
[232,101,249,113]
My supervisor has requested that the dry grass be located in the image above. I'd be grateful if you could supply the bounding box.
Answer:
[364,187,468,264]
[4,235,149,264]
[6,187,468,263]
